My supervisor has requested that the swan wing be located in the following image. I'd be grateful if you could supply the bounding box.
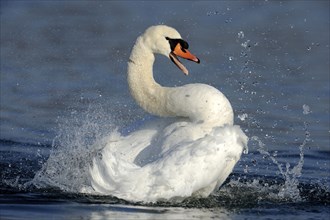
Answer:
[90,124,247,202]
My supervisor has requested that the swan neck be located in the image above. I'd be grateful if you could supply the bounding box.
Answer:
[127,37,172,117]
[127,35,234,127]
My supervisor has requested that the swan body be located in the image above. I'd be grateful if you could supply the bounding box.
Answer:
[89,25,248,202]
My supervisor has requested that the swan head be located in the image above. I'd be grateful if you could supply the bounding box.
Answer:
[141,25,200,75]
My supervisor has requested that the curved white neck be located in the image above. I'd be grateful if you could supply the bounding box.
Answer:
[127,37,174,117]
[127,35,234,127]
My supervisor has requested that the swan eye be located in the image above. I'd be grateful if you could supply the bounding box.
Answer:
[165,37,189,52]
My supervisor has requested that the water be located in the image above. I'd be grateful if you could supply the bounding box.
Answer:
[1,1,329,219]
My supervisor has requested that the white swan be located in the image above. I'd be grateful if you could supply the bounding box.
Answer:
[89,25,248,202]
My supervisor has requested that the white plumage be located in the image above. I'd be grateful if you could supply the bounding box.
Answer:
[89,25,248,202]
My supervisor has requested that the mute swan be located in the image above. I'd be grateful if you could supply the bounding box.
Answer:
[89,25,248,202]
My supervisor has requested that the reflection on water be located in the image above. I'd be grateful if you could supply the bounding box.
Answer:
[1,202,230,220]
[89,205,230,220]
[1,180,329,220]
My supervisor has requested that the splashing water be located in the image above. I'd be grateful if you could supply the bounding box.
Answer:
[248,122,310,201]
[25,94,312,204]
[28,104,115,193]
[302,104,312,115]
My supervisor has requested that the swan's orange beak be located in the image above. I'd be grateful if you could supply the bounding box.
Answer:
[169,43,200,75]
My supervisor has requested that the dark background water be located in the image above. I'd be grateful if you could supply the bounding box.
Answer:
[1,1,329,219]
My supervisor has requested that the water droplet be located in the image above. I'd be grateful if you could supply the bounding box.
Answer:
[302,104,311,115]
[243,165,249,173]
[241,40,250,48]
[225,18,232,23]
[273,151,278,157]
[238,31,244,39]
[238,113,248,121]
